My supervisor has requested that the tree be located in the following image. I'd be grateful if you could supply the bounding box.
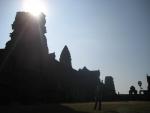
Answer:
[129,85,137,95]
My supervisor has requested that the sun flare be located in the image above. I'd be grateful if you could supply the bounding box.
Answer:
[22,0,47,17]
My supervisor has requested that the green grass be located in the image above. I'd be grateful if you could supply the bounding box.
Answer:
[62,101,150,113]
[0,101,150,113]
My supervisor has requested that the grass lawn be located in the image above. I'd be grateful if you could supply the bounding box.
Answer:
[62,101,150,113]
[0,101,150,113]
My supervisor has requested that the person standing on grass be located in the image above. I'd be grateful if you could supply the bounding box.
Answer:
[94,80,103,110]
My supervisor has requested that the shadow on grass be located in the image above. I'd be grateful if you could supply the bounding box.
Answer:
[0,104,88,113]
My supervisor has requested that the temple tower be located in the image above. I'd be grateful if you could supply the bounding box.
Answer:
[104,76,116,96]
[59,45,72,68]
[4,12,49,101]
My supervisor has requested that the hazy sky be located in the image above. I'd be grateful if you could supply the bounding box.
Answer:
[0,0,150,94]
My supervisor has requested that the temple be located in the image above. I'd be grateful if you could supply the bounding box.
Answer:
[0,12,102,104]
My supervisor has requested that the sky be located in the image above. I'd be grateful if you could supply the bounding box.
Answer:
[0,0,150,94]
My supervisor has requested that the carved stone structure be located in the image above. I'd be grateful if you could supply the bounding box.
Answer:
[147,75,150,92]
[0,12,50,103]
[0,12,100,104]
[60,45,72,69]
[103,76,116,96]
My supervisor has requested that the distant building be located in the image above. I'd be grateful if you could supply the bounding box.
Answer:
[59,45,72,69]
[147,75,150,92]
[103,76,116,96]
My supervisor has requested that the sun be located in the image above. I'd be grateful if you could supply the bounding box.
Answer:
[22,0,47,17]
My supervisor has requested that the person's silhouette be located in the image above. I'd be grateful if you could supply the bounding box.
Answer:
[94,80,102,110]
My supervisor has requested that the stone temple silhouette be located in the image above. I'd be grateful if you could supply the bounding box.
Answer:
[0,12,116,104]
[103,76,116,96]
